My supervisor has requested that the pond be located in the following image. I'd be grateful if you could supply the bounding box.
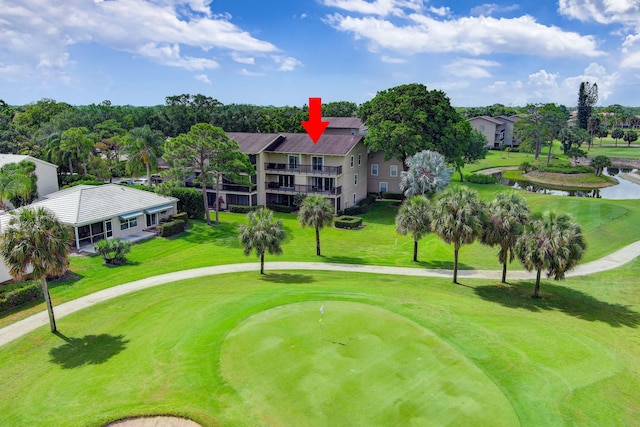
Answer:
[496,168,640,200]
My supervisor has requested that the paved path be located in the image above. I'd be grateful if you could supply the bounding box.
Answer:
[2,239,640,348]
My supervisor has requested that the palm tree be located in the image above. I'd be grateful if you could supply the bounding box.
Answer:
[238,207,286,274]
[298,195,334,256]
[590,155,612,177]
[480,191,530,283]
[395,195,431,262]
[516,211,586,298]
[0,207,72,332]
[124,125,164,186]
[0,161,37,210]
[60,126,95,175]
[431,186,486,284]
[400,150,452,198]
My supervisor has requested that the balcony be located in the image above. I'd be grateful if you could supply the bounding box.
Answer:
[264,163,342,175]
[265,182,342,196]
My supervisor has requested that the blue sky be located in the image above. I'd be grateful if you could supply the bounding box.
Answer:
[1,0,639,108]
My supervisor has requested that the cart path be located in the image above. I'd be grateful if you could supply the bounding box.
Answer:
[2,239,640,348]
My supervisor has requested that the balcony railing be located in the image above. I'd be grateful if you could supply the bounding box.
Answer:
[185,181,256,193]
[265,182,342,196]
[264,163,342,175]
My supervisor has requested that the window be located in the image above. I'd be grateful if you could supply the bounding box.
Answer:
[354,174,358,186]
[312,156,324,172]
[278,175,294,188]
[351,129,356,135]
[390,165,398,177]
[120,218,137,231]
[288,155,300,171]
[479,125,485,131]
[379,182,388,193]
[105,220,113,238]
[353,193,357,205]
[371,164,379,176]
[350,155,354,168]
[358,153,362,166]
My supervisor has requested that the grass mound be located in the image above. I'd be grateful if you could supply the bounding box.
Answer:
[221,301,517,426]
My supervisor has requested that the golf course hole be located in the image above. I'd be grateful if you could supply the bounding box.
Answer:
[221,301,518,425]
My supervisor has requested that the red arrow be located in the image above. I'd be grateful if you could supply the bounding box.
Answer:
[301,97,330,144]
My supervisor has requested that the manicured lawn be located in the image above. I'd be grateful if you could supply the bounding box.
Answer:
[0,262,639,426]
[3,187,640,329]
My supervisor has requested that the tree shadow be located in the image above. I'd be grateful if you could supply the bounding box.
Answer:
[181,221,240,248]
[260,273,315,284]
[474,281,640,328]
[415,260,472,271]
[321,255,369,265]
[49,332,129,369]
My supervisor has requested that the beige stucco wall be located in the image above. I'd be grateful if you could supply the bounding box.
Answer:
[340,141,369,209]
[469,117,499,148]
[366,152,403,194]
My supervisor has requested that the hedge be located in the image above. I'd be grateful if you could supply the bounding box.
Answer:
[380,192,403,200]
[229,205,260,214]
[465,174,499,184]
[266,204,295,213]
[171,212,189,226]
[157,219,186,237]
[335,216,363,229]
[0,282,42,311]
[164,188,205,220]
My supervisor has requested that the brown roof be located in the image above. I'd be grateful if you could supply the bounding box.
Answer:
[266,133,363,156]
[226,133,279,154]
[324,117,363,129]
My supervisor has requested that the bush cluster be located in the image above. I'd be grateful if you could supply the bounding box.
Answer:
[62,180,105,189]
[229,205,260,214]
[162,188,205,220]
[59,174,97,186]
[335,216,363,229]
[170,212,189,226]
[380,192,403,200]
[266,204,295,213]
[94,238,132,265]
[538,165,595,174]
[157,219,186,237]
[342,194,377,215]
[465,174,499,184]
[0,282,42,311]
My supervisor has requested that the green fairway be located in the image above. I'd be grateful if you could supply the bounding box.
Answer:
[222,301,518,426]
[1,264,639,426]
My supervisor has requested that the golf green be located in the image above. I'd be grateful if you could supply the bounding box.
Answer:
[221,301,518,426]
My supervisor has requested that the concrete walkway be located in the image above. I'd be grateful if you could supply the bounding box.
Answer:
[2,239,640,348]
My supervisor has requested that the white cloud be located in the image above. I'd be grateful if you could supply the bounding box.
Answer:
[324,13,603,57]
[428,6,451,17]
[320,0,423,17]
[443,58,499,78]
[380,55,406,63]
[558,0,640,25]
[470,3,520,17]
[239,68,265,76]
[231,52,256,65]
[0,0,279,83]
[195,73,211,84]
[272,55,303,71]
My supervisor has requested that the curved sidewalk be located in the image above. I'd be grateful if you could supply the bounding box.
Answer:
[2,240,640,348]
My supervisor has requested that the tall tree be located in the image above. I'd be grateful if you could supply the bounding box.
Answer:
[359,83,469,168]
[516,211,586,298]
[590,155,612,177]
[395,195,432,262]
[577,81,598,130]
[452,129,488,182]
[611,128,624,147]
[515,103,568,162]
[60,126,94,174]
[163,123,253,226]
[0,207,72,332]
[298,195,334,256]
[623,130,638,147]
[480,191,530,283]
[431,186,487,284]
[400,150,452,198]
[124,125,164,186]
[238,207,285,274]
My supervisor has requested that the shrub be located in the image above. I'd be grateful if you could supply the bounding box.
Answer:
[59,174,97,186]
[380,192,403,200]
[465,174,499,184]
[162,187,205,220]
[519,162,533,173]
[229,205,260,214]
[0,282,42,311]
[170,212,189,226]
[62,180,105,188]
[538,165,594,174]
[266,204,294,213]
[94,238,132,265]
[157,219,186,237]
[343,204,369,215]
[293,193,307,209]
[335,216,363,229]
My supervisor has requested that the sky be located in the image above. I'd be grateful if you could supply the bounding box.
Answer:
[1,0,640,108]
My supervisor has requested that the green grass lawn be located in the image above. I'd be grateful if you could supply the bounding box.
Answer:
[3,187,640,329]
[1,261,639,426]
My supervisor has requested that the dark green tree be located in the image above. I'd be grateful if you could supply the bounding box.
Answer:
[359,83,469,168]
[577,82,598,130]
[298,195,334,256]
[611,128,624,147]
[590,155,612,177]
[623,130,638,147]
[395,195,432,262]
[238,207,285,274]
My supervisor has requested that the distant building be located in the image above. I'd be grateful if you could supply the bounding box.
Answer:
[469,115,522,149]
